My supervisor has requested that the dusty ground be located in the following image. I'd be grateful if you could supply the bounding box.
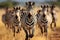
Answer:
[0,6,60,40]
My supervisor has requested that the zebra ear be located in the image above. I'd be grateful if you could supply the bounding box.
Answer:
[50,4,55,9]
[53,4,55,8]
[21,9,24,12]
[29,1,31,4]
[41,5,43,8]
[25,2,28,5]
[19,7,20,10]
[5,7,8,10]
[44,5,46,8]
[16,7,18,10]
[13,7,15,10]
[50,5,51,8]
[37,10,41,13]
[46,5,49,8]
[32,2,35,5]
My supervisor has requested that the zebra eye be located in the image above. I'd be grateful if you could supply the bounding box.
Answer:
[15,15,18,19]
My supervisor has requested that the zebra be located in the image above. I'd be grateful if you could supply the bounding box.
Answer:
[11,6,22,36]
[50,4,57,30]
[2,7,14,29]
[36,5,52,36]
[2,7,21,37]
[20,10,37,40]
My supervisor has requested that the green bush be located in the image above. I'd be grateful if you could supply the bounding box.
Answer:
[46,1,60,7]
[0,1,19,8]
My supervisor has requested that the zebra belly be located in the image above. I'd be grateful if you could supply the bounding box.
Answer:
[25,25,34,30]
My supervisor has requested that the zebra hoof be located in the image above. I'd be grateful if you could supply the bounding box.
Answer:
[16,29,20,33]
[52,28,56,31]
[44,33,47,37]
[29,34,34,38]
[25,38,28,40]
[13,34,15,37]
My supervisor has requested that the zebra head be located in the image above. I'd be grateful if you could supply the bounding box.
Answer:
[38,5,49,24]
[15,7,21,22]
[13,7,21,27]
[24,11,35,26]
[41,5,46,18]
[25,1,35,11]
[25,1,35,7]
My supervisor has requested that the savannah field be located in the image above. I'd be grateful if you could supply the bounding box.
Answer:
[0,6,60,40]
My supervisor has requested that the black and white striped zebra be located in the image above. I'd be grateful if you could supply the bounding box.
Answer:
[20,10,37,40]
[2,7,21,36]
[50,4,57,30]
[36,5,52,36]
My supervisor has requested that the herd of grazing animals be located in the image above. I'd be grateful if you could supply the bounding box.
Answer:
[2,1,57,40]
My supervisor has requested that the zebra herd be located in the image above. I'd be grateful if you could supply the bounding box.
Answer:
[2,1,57,40]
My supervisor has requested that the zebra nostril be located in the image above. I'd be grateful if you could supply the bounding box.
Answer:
[46,21,48,23]
[15,15,18,19]
[43,14,45,17]
[28,13,31,18]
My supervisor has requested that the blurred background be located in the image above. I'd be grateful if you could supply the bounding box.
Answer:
[0,0,60,8]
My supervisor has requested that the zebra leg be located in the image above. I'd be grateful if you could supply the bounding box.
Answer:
[31,28,34,37]
[7,24,9,28]
[12,26,15,37]
[5,23,7,27]
[50,23,53,29]
[16,23,22,33]
[44,26,47,33]
[5,24,8,29]
[16,28,19,33]
[25,30,28,40]
[23,28,28,40]
[44,25,47,37]
[16,26,20,33]
[40,26,43,35]
[53,22,56,31]
[29,28,34,38]
[16,27,21,33]
[13,27,15,37]
[54,22,56,28]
